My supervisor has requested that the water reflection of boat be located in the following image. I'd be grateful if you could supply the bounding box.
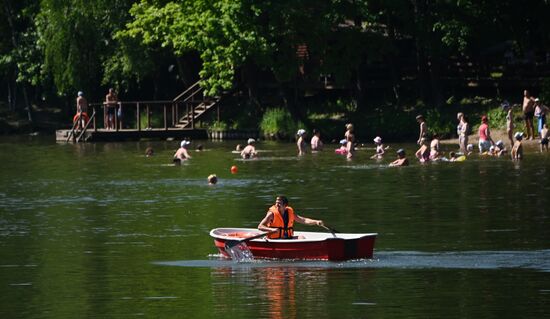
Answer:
[210,228,377,261]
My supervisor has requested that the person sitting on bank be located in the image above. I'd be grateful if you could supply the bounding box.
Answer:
[258,196,324,239]
[241,138,257,159]
[389,149,409,167]
[173,140,192,165]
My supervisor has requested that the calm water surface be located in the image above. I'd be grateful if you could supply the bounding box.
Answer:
[0,135,549,318]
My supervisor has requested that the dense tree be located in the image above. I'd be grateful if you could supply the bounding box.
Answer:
[1,0,550,124]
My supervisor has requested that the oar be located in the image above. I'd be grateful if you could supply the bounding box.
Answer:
[320,224,339,236]
[224,230,277,250]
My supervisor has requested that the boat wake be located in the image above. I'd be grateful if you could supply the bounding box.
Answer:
[154,250,550,272]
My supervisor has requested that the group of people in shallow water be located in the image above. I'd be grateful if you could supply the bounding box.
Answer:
[141,89,550,184]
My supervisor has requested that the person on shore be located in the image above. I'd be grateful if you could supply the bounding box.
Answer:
[511,132,524,160]
[104,88,118,130]
[429,133,441,160]
[207,174,218,185]
[505,102,515,148]
[416,115,427,145]
[344,124,355,159]
[457,113,469,153]
[335,139,348,155]
[371,136,387,159]
[478,115,494,153]
[258,196,324,239]
[75,91,88,130]
[522,90,536,140]
[415,138,430,162]
[241,138,257,159]
[540,124,549,152]
[173,140,192,164]
[297,129,307,156]
[310,129,323,151]
[389,149,409,167]
[534,98,549,138]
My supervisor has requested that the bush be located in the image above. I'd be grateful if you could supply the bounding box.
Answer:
[260,108,304,140]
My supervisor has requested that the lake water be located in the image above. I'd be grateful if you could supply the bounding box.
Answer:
[1,135,549,318]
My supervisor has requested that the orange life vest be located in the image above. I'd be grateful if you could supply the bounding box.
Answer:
[267,205,295,239]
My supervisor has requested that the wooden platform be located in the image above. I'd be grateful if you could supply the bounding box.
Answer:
[56,128,208,142]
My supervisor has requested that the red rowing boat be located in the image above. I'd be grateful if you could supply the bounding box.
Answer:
[210,228,377,261]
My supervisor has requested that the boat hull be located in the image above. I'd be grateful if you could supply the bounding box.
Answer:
[210,228,377,261]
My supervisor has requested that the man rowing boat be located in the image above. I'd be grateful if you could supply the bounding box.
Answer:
[258,196,324,239]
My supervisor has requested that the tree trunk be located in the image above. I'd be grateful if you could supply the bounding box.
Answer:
[3,0,33,122]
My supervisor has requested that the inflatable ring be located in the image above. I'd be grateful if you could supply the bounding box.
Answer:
[73,112,89,124]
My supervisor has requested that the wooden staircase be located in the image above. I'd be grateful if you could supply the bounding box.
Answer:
[173,81,220,129]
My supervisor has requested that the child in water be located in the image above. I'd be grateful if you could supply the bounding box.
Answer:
[335,139,348,155]
[371,136,388,159]
[511,132,524,160]
[241,138,258,159]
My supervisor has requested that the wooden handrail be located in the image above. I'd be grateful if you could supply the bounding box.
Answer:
[172,81,201,102]
[76,110,96,142]
[66,114,81,142]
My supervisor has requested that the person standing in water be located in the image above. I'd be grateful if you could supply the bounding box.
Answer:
[522,90,536,140]
[504,102,515,148]
[457,112,469,153]
[478,115,494,153]
[296,129,307,156]
[344,124,355,159]
[416,115,427,145]
[310,129,323,151]
[511,132,524,160]
[173,140,192,164]
[241,138,258,159]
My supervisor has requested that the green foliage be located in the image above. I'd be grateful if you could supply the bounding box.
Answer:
[540,78,550,104]
[260,108,303,140]
[209,121,228,131]
[425,109,455,137]
[485,107,508,130]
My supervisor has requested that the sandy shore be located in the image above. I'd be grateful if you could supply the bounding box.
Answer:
[441,128,542,148]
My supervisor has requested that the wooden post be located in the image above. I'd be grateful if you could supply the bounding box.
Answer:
[163,104,167,130]
[147,104,151,129]
[137,102,141,131]
[93,106,97,132]
[115,102,119,132]
[175,102,179,126]
[191,104,194,129]
[118,102,123,130]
